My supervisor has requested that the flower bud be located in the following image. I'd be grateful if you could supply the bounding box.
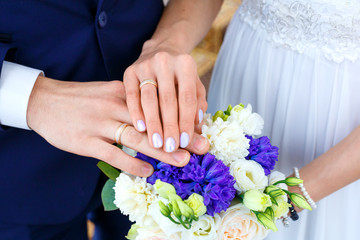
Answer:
[158,200,171,217]
[212,110,225,121]
[224,104,233,115]
[125,224,139,240]
[243,190,272,212]
[168,192,182,203]
[184,193,207,217]
[271,198,291,218]
[255,211,278,232]
[284,177,303,186]
[289,193,312,211]
[232,104,244,113]
[172,200,182,218]
[154,180,176,199]
[265,207,275,220]
[177,199,194,219]
[265,186,285,198]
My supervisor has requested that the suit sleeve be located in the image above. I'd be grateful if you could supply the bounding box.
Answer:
[0,42,43,130]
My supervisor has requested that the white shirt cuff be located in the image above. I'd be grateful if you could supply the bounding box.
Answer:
[0,61,43,130]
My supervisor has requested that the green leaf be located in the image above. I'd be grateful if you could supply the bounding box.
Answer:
[97,161,120,181]
[101,179,118,211]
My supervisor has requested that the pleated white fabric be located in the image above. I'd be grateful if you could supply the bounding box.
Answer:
[207,4,360,240]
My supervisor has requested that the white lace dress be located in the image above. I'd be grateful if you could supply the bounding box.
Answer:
[207,0,360,239]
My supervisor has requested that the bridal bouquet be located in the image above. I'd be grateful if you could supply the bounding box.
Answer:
[98,104,312,240]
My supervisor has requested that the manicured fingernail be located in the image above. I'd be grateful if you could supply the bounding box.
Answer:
[152,133,163,148]
[199,109,203,124]
[180,132,189,148]
[142,165,153,176]
[172,150,188,164]
[137,120,146,132]
[165,137,176,152]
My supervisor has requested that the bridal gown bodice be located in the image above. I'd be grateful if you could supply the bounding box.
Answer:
[238,0,360,62]
[207,0,360,239]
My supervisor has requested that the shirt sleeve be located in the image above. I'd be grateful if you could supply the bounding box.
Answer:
[0,61,43,130]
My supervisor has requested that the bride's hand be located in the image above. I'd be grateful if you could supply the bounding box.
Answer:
[27,76,209,177]
[123,41,207,154]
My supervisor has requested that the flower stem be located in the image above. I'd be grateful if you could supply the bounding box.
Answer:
[273,180,286,185]
[168,215,181,225]
[177,216,191,229]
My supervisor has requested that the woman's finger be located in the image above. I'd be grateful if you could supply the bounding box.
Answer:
[139,74,164,149]
[123,68,147,132]
[175,55,198,148]
[155,53,180,153]
[195,78,208,132]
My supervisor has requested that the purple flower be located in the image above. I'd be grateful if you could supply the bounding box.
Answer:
[136,152,236,216]
[246,135,279,176]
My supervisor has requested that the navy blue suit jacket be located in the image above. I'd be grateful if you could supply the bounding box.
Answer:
[0,0,163,225]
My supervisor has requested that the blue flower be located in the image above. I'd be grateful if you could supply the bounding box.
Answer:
[136,152,236,216]
[246,135,279,175]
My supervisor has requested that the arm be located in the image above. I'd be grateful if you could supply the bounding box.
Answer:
[144,0,224,54]
[289,126,360,208]
[124,0,223,152]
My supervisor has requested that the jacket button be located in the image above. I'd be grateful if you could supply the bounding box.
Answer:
[98,11,107,28]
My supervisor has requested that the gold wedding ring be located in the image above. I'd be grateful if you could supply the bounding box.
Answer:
[139,79,158,89]
[115,123,129,145]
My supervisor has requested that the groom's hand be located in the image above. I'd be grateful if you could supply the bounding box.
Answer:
[26,76,209,177]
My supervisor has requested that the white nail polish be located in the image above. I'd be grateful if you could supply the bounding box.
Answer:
[152,133,163,148]
[137,120,146,132]
[165,137,175,152]
[199,109,204,124]
[180,132,189,148]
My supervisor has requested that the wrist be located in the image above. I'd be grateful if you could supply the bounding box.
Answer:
[26,75,60,130]
[141,21,195,56]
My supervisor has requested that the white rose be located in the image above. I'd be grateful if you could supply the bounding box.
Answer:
[230,159,268,193]
[217,202,269,240]
[146,199,183,236]
[228,104,264,136]
[113,173,158,225]
[202,116,250,165]
[181,214,221,240]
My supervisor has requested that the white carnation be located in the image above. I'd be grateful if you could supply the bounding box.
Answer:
[228,104,264,136]
[113,173,158,225]
[202,115,250,165]
[135,226,181,240]
[230,159,268,193]
[181,214,221,240]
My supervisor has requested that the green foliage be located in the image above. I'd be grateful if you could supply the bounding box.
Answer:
[101,179,118,211]
[97,161,120,181]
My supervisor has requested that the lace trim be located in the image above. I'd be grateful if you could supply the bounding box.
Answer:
[238,0,360,63]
